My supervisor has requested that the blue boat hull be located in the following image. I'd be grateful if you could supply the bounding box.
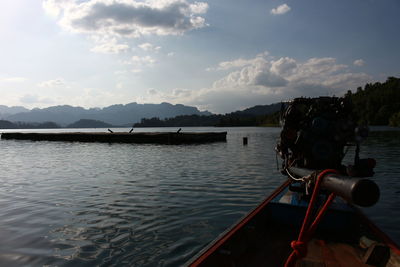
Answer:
[187,180,400,266]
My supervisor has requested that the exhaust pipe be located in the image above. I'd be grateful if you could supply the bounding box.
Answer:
[288,167,380,207]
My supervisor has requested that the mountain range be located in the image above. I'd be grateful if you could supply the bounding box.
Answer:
[0,105,29,117]
[0,102,212,126]
[0,102,282,127]
[230,103,282,116]
[1,77,398,127]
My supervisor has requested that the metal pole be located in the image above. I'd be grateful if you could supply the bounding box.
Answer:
[288,167,380,207]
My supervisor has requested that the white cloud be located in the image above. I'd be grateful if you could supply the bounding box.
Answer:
[270,57,297,76]
[189,2,208,14]
[271,4,291,15]
[172,88,192,98]
[114,70,128,75]
[138,43,161,52]
[207,52,269,71]
[42,0,67,17]
[147,88,159,96]
[43,0,208,55]
[90,37,129,54]
[43,0,209,38]
[66,87,127,108]
[143,52,371,113]
[130,55,156,66]
[122,55,156,72]
[20,94,54,105]
[212,57,288,88]
[0,76,26,83]
[116,82,126,89]
[37,78,66,88]
[353,59,365,66]
[210,58,256,71]
[290,57,347,80]
[131,68,143,73]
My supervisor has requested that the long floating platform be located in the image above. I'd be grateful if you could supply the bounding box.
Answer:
[1,132,227,144]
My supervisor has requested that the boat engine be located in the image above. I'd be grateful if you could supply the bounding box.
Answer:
[276,96,375,177]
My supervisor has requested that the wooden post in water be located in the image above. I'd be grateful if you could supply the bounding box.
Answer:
[243,137,248,145]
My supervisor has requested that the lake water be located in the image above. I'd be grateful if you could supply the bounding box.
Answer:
[0,127,399,266]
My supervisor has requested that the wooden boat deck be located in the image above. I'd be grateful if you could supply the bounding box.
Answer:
[0,131,227,144]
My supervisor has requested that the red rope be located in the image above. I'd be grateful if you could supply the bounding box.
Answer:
[284,169,338,267]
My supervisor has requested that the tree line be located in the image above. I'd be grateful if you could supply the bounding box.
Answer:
[347,76,400,126]
[0,120,60,129]
[133,111,281,127]
[0,119,112,129]
[136,76,400,127]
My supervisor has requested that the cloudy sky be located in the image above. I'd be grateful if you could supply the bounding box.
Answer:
[0,0,399,113]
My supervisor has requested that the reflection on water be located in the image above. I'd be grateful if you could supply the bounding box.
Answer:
[357,130,400,245]
[0,127,398,266]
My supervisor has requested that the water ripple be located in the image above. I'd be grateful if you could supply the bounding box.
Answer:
[0,127,398,266]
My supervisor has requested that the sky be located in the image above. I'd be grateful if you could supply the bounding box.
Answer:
[0,0,399,114]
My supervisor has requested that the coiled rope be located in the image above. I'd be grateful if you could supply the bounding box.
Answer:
[284,169,339,267]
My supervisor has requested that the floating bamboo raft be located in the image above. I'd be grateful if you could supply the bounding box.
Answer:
[1,132,227,144]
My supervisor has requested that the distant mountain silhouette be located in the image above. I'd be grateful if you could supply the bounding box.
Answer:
[230,103,282,116]
[0,105,29,118]
[134,103,284,127]
[5,102,211,126]
[0,102,282,127]
[67,119,113,128]
[0,120,17,129]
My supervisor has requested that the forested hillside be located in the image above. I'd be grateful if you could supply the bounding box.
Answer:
[134,109,281,127]
[135,77,400,127]
[0,120,59,129]
[348,77,400,126]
